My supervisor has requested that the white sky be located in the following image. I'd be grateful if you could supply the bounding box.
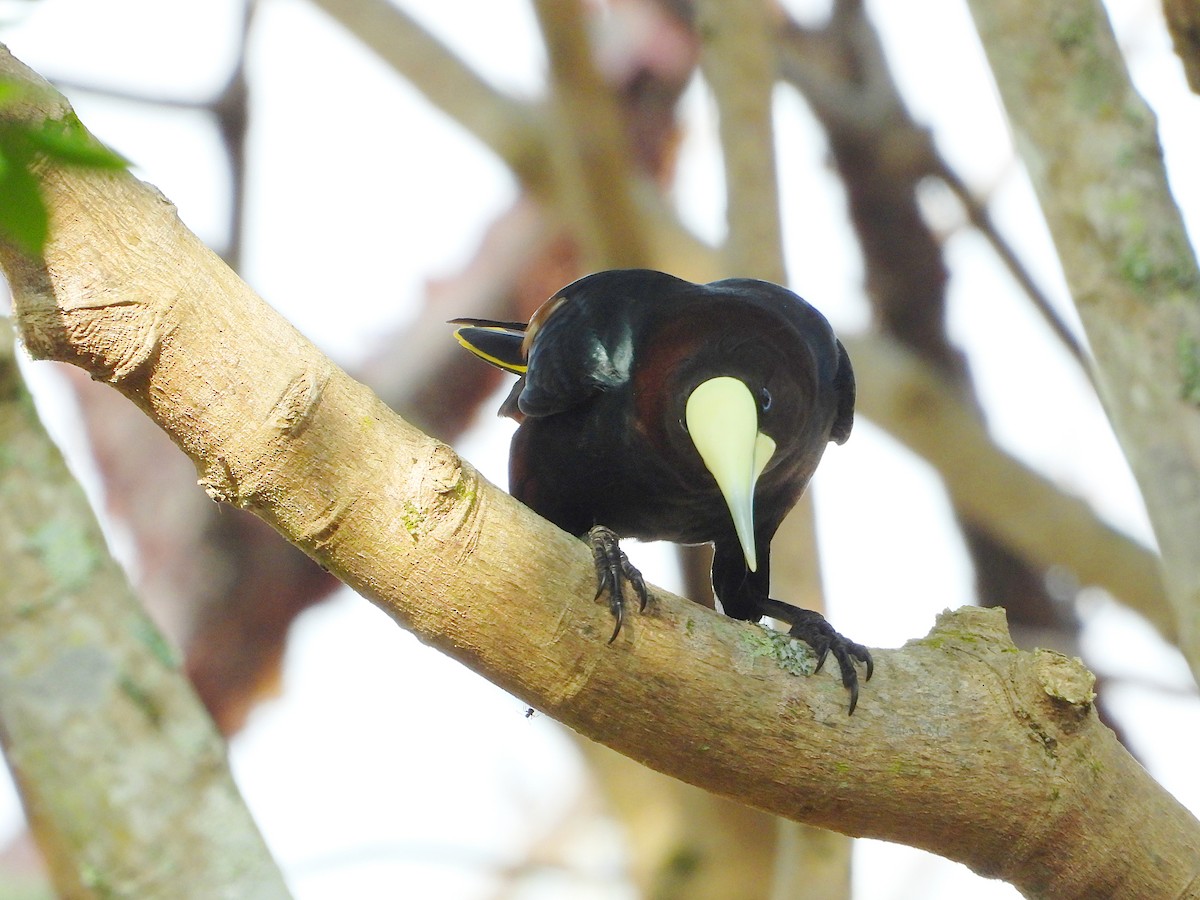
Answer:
[2,1,1198,898]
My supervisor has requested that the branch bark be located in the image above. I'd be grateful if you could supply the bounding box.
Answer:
[694,0,785,283]
[0,318,287,896]
[965,0,1200,681]
[3,45,1198,898]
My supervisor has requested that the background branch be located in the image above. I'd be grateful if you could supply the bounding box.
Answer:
[965,0,1200,680]
[0,318,286,896]
[694,0,785,283]
[532,0,653,269]
[847,332,1172,641]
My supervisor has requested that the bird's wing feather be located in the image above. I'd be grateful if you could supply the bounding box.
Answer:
[518,297,634,417]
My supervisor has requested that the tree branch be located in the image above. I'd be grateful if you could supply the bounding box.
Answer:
[965,0,1200,681]
[694,0,785,282]
[0,317,286,896]
[531,0,654,269]
[307,0,548,192]
[307,0,720,283]
[3,45,1198,898]
[846,332,1173,642]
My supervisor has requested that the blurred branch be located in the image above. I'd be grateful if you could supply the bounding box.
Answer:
[966,0,1200,681]
[847,331,1173,641]
[0,325,287,896]
[932,159,1092,372]
[308,0,548,191]
[692,0,825,612]
[5,73,1199,894]
[576,741,784,900]
[1164,0,1200,94]
[779,12,1092,374]
[694,0,785,283]
[531,0,653,269]
[308,0,721,282]
[43,0,255,268]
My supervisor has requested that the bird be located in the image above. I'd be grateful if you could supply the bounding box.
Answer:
[451,269,872,711]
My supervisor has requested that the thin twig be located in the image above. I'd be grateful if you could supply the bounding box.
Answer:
[933,158,1093,373]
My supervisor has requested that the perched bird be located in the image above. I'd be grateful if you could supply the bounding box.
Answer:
[452,269,872,711]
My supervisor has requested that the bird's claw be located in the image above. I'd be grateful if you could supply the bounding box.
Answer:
[784,609,872,714]
[756,600,871,713]
[586,525,647,642]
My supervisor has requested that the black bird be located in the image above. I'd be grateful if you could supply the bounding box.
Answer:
[452,269,872,711]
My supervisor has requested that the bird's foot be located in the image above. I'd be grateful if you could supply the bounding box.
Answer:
[586,525,647,643]
[759,599,873,714]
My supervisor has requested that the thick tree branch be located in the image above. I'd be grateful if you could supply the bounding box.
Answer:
[307,0,548,193]
[3,47,1198,898]
[965,0,1200,681]
[0,326,287,896]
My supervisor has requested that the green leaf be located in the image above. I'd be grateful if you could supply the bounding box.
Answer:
[0,81,130,257]
[0,150,48,256]
[22,115,129,169]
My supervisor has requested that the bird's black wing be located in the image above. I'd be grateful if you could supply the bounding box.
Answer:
[517,296,635,418]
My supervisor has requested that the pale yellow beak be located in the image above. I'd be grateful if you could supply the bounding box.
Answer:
[685,376,777,572]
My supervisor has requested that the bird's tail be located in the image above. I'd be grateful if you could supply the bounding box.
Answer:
[448,318,528,374]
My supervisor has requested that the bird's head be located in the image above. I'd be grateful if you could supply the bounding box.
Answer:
[637,320,815,573]
[635,287,853,575]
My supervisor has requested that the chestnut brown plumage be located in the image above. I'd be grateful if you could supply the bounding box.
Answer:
[453,269,871,711]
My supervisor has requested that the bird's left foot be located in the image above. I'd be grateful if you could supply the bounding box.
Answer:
[759,599,873,713]
[586,525,647,642]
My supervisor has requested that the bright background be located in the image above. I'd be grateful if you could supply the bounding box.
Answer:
[2,1,1198,897]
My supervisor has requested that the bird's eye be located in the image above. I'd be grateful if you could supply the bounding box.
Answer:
[759,387,772,412]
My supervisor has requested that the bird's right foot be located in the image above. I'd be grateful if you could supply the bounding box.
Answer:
[586,525,647,642]
[758,598,873,714]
